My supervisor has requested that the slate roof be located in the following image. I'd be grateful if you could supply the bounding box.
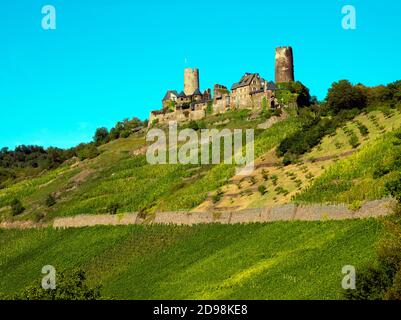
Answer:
[266,81,277,91]
[231,73,259,90]
[192,88,202,95]
[162,90,179,101]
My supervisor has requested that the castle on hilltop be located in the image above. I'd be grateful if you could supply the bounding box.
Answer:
[149,46,295,127]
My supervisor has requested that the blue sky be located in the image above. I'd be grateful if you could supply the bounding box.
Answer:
[1,0,400,149]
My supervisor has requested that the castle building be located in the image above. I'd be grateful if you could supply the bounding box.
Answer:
[231,73,265,108]
[149,68,212,126]
[149,47,295,127]
[213,84,231,113]
[162,90,179,109]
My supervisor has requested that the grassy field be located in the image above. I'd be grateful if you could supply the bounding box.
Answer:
[0,219,383,299]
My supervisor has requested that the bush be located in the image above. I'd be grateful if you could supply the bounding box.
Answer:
[373,167,391,179]
[10,199,24,216]
[18,269,102,300]
[262,170,269,181]
[45,194,56,207]
[76,143,99,161]
[258,185,267,195]
[385,178,401,201]
[345,264,393,300]
[107,203,120,215]
[212,190,224,204]
[356,123,369,137]
[349,132,360,149]
[120,130,131,138]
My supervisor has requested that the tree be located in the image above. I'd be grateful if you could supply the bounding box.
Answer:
[326,80,367,113]
[18,269,102,300]
[76,143,99,161]
[93,127,109,146]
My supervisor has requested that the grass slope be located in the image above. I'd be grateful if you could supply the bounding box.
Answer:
[0,219,383,299]
[197,109,401,211]
[295,129,401,204]
[0,114,301,221]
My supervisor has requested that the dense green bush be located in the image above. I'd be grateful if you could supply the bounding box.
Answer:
[10,198,24,216]
[45,194,56,207]
[17,269,102,300]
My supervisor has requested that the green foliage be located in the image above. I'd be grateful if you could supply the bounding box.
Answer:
[385,176,401,202]
[76,143,99,161]
[345,212,401,300]
[206,101,213,115]
[356,122,369,137]
[93,127,109,146]
[187,120,206,131]
[345,264,393,300]
[326,80,367,113]
[10,198,24,216]
[212,190,224,204]
[277,81,312,107]
[45,194,56,207]
[348,200,362,211]
[107,202,120,215]
[262,170,269,181]
[18,269,101,300]
[258,185,267,195]
[348,132,360,149]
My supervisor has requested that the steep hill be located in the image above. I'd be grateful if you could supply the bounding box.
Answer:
[1,107,401,222]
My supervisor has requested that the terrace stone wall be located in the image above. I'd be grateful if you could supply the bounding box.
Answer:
[51,199,396,229]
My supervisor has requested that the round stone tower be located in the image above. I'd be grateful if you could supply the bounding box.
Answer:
[275,46,294,83]
[184,68,200,96]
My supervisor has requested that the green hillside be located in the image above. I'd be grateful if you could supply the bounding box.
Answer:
[0,111,302,221]
[2,106,401,221]
[0,219,383,299]
[1,80,401,300]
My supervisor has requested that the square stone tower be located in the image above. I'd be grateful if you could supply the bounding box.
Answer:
[184,68,200,96]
